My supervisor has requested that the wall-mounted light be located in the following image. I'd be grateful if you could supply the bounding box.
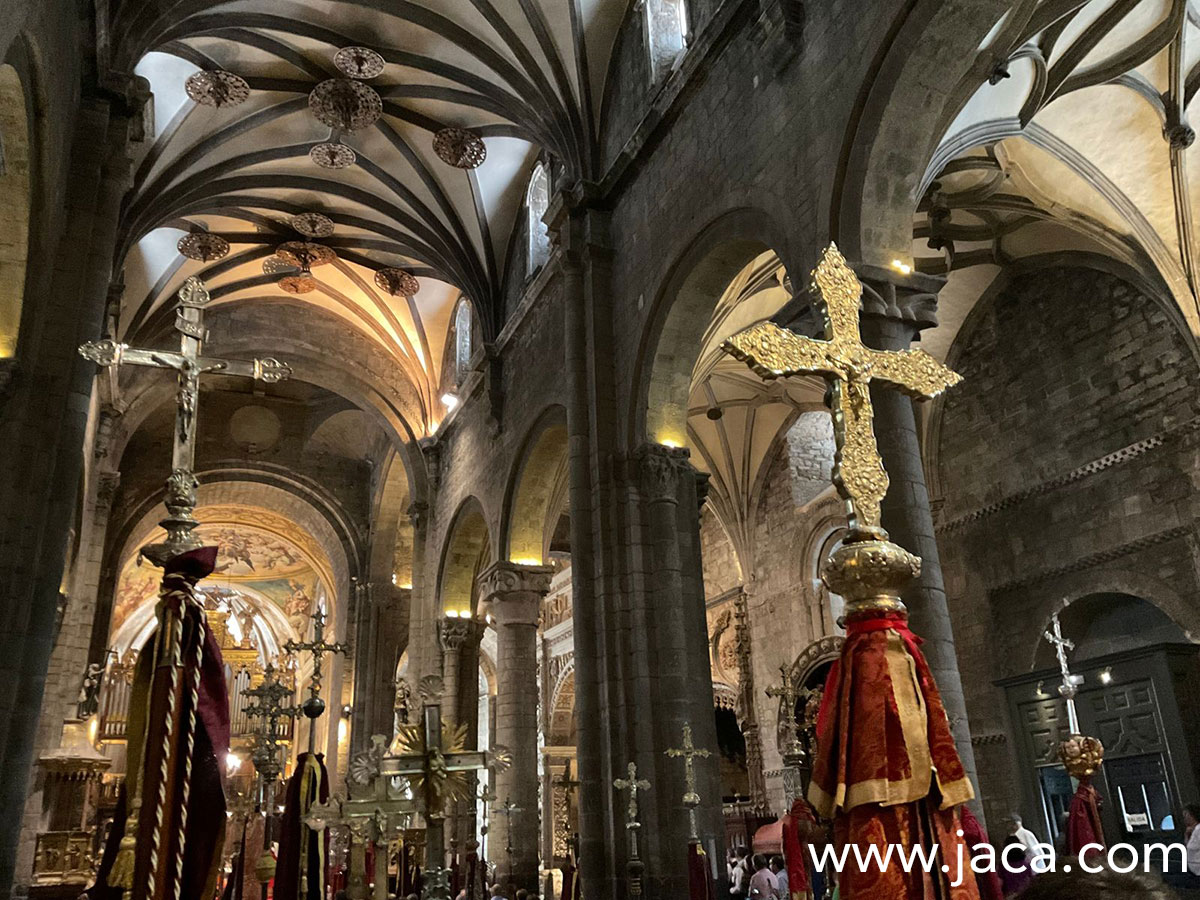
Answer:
[445,609,461,618]
[225,752,242,775]
[441,392,460,410]
[1099,667,1113,685]
[512,557,542,567]
[341,704,353,718]
[891,259,913,275]
[659,438,682,449]
[391,573,398,585]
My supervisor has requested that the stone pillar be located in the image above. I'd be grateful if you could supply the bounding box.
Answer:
[478,561,552,892]
[856,264,979,803]
[632,444,726,894]
[732,588,769,812]
[439,614,484,852]
[0,93,141,894]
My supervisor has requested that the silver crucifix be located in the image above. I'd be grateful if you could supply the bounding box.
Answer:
[1044,613,1083,733]
[79,276,290,565]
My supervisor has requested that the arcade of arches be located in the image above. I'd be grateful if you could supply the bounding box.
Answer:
[3,1,1200,899]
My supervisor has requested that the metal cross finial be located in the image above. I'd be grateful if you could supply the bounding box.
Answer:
[665,723,711,843]
[285,606,349,705]
[723,245,961,532]
[1044,613,1082,733]
[79,276,291,566]
[614,762,651,896]
[243,663,300,782]
[613,762,651,832]
[765,663,809,757]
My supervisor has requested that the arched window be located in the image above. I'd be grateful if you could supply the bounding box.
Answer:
[454,298,473,383]
[527,162,551,274]
[644,0,688,81]
[0,63,31,359]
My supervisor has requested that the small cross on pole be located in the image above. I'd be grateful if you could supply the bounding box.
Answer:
[285,606,349,753]
[665,723,711,844]
[613,762,651,897]
[1044,613,1082,733]
[493,797,523,883]
[765,663,807,760]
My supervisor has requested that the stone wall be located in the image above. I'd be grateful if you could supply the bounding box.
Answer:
[935,259,1200,830]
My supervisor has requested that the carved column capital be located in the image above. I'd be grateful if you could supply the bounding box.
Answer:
[634,442,692,503]
[854,263,946,336]
[439,615,485,653]
[477,561,553,627]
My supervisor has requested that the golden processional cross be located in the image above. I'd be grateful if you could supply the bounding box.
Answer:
[722,244,960,532]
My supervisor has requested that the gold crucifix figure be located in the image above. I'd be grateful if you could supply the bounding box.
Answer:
[722,244,961,531]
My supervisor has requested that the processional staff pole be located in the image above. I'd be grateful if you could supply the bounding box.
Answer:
[285,605,349,754]
[493,798,523,884]
[664,723,711,845]
[243,663,301,897]
[78,276,291,900]
[723,245,976,899]
[1043,613,1083,734]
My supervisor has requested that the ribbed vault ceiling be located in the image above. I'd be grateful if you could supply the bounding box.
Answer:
[110,0,628,435]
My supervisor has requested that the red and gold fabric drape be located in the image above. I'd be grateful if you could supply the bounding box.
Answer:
[809,611,980,900]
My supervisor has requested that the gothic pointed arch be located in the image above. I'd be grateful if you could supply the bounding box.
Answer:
[502,405,569,566]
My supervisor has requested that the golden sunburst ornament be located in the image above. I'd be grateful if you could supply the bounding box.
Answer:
[389,719,474,812]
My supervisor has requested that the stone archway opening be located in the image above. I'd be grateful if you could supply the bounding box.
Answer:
[0,62,31,360]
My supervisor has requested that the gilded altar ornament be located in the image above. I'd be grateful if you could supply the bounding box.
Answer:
[722,244,961,618]
[1059,735,1105,779]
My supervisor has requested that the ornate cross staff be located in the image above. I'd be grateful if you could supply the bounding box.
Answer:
[1044,613,1083,734]
[78,277,290,900]
[384,681,510,900]
[554,763,581,863]
[493,797,523,882]
[80,276,290,565]
[665,724,711,844]
[723,245,961,538]
[613,762,651,897]
[764,663,805,756]
[243,664,300,898]
[285,606,349,752]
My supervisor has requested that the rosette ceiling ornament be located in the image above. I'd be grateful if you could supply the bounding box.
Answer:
[177,232,231,263]
[184,69,251,109]
[307,46,384,170]
[272,212,339,295]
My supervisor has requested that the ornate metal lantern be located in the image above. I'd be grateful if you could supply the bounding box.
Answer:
[310,142,357,169]
[375,267,420,298]
[334,46,386,80]
[308,79,383,133]
[185,70,251,108]
[433,127,487,169]
[177,232,231,262]
[291,213,335,239]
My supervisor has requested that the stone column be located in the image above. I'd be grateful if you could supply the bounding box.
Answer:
[633,444,726,893]
[856,264,979,802]
[439,614,484,852]
[478,561,552,892]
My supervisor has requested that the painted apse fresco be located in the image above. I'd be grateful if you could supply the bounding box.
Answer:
[110,505,333,652]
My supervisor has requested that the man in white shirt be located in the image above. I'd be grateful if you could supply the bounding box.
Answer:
[770,855,789,899]
[1010,813,1051,873]
[1166,803,1200,889]
[729,847,750,897]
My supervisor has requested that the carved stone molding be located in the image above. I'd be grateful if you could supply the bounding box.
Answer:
[95,471,121,510]
[477,560,553,627]
[634,442,692,503]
